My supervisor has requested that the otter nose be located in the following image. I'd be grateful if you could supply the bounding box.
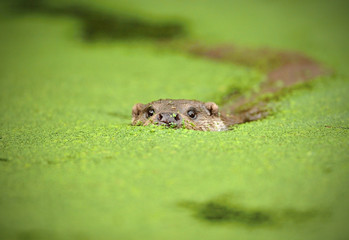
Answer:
[157,112,181,125]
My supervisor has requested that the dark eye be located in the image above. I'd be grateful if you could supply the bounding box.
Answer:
[187,109,197,119]
[146,108,155,118]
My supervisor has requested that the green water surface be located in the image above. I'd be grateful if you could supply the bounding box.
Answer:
[0,0,348,239]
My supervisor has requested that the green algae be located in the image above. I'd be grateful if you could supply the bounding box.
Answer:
[0,1,349,240]
[9,0,186,41]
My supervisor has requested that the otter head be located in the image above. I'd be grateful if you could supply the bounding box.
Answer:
[132,99,227,131]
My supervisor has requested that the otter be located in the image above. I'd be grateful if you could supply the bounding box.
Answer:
[130,45,328,132]
[132,99,236,131]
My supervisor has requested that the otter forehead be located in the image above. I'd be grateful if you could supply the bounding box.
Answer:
[147,99,206,112]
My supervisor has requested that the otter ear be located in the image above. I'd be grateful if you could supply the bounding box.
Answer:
[204,102,219,116]
[132,103,145,119]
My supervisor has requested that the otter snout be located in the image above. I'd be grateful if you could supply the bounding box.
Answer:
[156,112,182,127]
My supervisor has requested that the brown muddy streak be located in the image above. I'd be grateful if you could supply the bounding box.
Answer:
[175,43,330,124]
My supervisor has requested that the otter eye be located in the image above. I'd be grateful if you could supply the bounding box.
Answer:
[146,108,155,118]
[187,109,197,119]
